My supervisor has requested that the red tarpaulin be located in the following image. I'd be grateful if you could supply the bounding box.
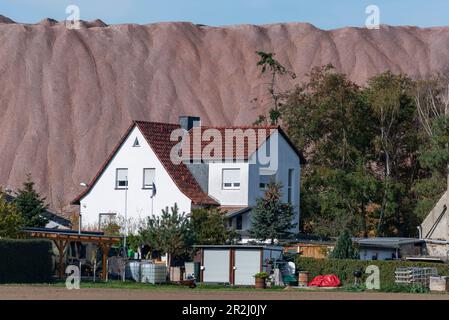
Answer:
[308,274,341,287]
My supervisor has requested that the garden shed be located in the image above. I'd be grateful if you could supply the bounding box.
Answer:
[354,237,424,260]
[194,245,283,285]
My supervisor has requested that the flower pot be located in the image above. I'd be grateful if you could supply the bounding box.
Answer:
[255,277,266,289]
[298,271,310,287]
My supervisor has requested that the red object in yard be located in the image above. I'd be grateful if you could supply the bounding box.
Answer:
[308,274,341,287]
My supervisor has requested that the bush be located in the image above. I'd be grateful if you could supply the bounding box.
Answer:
[0,239,53,283]
[329,229,358,259]
[296,257,449,290]
[254,272,270,279]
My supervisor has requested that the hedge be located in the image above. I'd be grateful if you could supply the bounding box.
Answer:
[0,239,53,283]
[296,257,449,289]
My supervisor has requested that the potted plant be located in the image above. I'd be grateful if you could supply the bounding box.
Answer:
[254,272,269,289]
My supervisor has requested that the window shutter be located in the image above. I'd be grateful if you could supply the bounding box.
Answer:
[117,169,128,181]
[143,168,155,187]
[223,169,240,188]
[116,169,128,188]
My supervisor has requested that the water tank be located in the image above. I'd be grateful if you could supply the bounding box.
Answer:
[126,261,141,282]
[141,262,167,284]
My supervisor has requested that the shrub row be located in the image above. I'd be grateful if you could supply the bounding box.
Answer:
[0,239,53,283]
[296,257,449,289]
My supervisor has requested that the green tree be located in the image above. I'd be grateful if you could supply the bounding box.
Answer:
[249,182,296,244]
[364,72,419,236]
[414,115,449,218]
[0,191,24,239]
[139,203,194,267]
[255,51,296,124]
[413,71,449,220]
[283,65,379,237]
[191,208,238,245]
[14,174,49,228]
[329,229,358,259]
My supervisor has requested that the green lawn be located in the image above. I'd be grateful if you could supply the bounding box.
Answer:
[3,280,289,292]
[3,280,444,295]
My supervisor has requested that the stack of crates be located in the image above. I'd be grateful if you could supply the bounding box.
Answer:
[394,267,438,288]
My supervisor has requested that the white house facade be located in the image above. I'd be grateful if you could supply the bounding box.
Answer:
[72,117,305,240]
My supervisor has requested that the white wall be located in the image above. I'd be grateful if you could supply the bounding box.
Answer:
[79,126,192,229]
[207,130,300,214]
[207,161,249,206]
[210,131,301,238]
[359,248,397,261]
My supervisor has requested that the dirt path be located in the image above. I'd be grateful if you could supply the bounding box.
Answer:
[1,285,449,300]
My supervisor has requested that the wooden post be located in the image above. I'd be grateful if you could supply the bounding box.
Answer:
[200,248,204,283]
[229,249,235,285]
[54,240,68,279]
[100,243,111,281]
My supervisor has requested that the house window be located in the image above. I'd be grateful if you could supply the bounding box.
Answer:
[98,213,117,231]
[260,174,275,190]
[143,168,155,189]
[133,137,140,147]
[116,168,128,189]
[287,169,294,204]
[222,168,240,189]
[236,215,243,230]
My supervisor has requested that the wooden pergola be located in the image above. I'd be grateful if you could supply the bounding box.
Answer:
[23,228,122,280]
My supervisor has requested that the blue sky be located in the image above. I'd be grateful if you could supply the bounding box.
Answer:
[0,0,448,29]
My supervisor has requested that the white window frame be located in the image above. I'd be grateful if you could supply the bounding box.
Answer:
[222,168,241,190]
[116,168,128,189]
[143,168,155,189]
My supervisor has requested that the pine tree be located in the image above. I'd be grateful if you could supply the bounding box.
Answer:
[249,182,296,244]
[191,208,238,245]
[14,174,49,228]
[139,203,194,267]
[0,191,23,238]
[330,229,358,259]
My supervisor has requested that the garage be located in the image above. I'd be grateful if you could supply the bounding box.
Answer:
[196,245,283,285]
[202,249,230,283]
[234,249,261,285]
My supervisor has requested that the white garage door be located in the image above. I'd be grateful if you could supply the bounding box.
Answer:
[234,249,261,285]
[203,249,230,283]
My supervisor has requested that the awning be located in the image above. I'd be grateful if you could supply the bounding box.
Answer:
[22,227,122,280]
[220,206,252,218]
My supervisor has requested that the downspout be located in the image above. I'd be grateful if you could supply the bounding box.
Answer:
[417,226,422,240]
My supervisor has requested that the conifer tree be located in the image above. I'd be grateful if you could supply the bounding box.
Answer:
[249,182,296,244]
[330,229,358,259]
[15,174,49,228]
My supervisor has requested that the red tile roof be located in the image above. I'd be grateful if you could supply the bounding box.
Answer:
[71,120,305,206]
[182,125,306,163]
[71,121,218,206]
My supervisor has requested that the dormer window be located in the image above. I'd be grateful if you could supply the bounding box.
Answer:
[222,168,240,190]
[133,137,140,147]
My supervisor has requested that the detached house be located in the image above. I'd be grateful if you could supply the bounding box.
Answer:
[71,116,305,240]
